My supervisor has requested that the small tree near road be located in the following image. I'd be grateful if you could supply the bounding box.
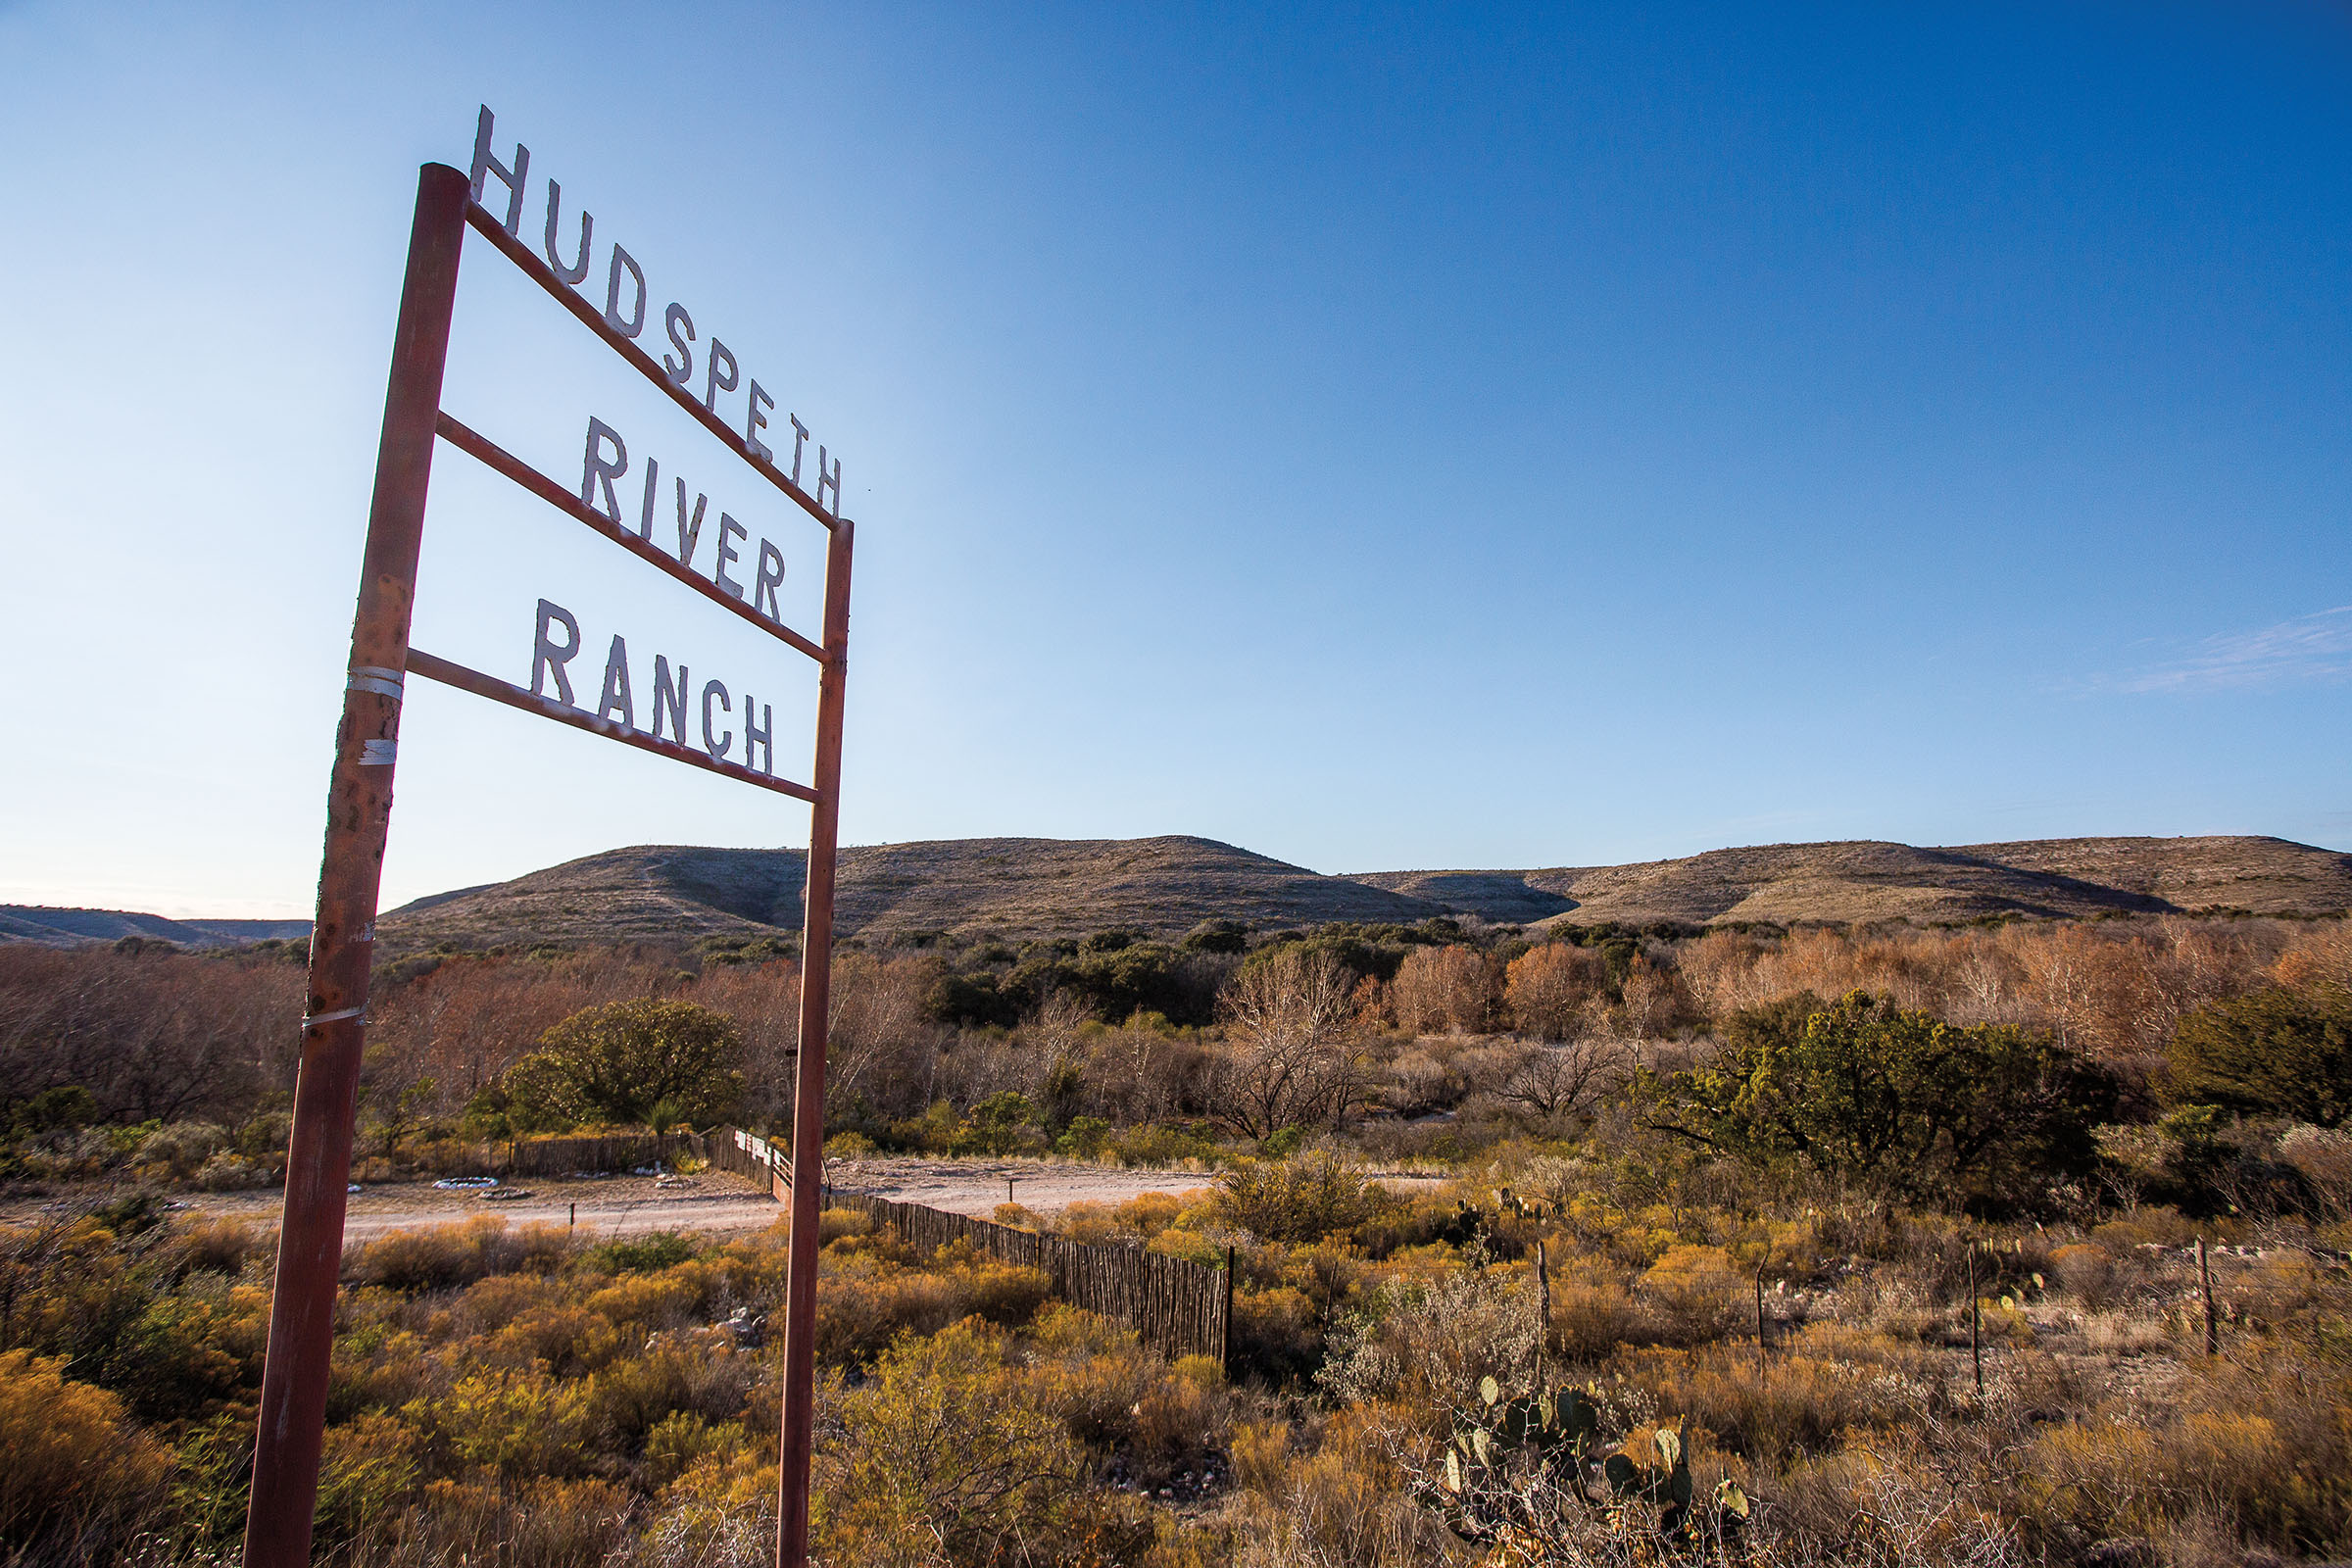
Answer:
[1651,990,2117,1208]
[506,999,745,1132]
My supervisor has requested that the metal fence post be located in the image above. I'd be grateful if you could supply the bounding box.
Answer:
[243,162,469,1568]
[776,517,854,1568]
[2197,1237,2219,1355]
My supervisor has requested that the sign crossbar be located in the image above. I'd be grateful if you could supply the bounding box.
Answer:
[434,412,828,663]
[404,648,823,803]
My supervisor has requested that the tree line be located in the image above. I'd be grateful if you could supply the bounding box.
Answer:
[3,912,2347,1217]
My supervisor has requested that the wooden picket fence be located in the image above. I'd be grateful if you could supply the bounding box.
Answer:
[828,1191,1233,1362]
[687,1127,1232,1364]
[501,1134,665,1177]
[417,1134,672,1179]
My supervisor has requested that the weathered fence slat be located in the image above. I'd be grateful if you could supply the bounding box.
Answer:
[687,1128,1229,1363]
[822,1191,1229,1361]
[483,1135,668,1178]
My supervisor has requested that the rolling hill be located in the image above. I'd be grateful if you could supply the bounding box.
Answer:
[372,836,1448,950]
[374,832,2350,950]
[16,835,2347,953]
[0,906,312,948]
[1349,836,2352,928]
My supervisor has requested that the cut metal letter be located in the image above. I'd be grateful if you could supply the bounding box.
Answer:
[466,105,529,235]
[604,244,647,338]
[745,379,776,465]
[532,599,582,705]
[662,303,696,387]
[701,678,732,759]
[637,457,661,541]
[596,634,635,730]
[743,696,773,775]
[754,539,786,621]
[674,480,708,566]
[542,180,592,284]
[703,338,739,415]
[651,656,690,744]
[713,514,749,600]
[815,447,842,516]
[580,417,628,521]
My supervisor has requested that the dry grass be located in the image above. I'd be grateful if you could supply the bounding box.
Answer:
[10,1121,2352,1568]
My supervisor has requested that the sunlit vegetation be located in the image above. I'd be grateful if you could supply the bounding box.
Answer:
[3,912,2350,1562]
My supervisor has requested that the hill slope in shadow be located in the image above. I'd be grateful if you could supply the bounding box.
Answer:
[1349,836,2352,928]
[0,906,312,948]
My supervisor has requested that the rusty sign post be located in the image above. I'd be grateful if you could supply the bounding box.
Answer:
[245,112,857,1568]
[243,162,469,1568]
[775,514,853,1567]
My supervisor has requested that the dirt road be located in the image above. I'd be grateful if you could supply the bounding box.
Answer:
[827,1155,1218,1216]
[125,1156,1225,1239]
[162,1172,783,1240]
[12,1155,1440,1240]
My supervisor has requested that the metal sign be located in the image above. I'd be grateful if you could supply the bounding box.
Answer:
[243,108,853,1568]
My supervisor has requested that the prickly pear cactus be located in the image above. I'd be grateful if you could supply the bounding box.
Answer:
[1488,1186,1557,1224]
[1433,1378,1748,1559]
[1438,1376,1602,1541]
[1596,1420,1751,1552]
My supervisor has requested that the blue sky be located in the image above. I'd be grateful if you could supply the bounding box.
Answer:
[1,2,2346,918]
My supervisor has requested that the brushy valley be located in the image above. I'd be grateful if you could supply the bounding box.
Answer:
[1,910,2348,1567]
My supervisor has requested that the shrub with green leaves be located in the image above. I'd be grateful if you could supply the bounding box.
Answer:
[2166,983,2352,1127]
[1214,1150,1391,1244]
[1654,990,2116,1207]
[589,1231,699,1275]
[504,999,745,1132]
[817,1320,1138,1566]
[951,1091,1042,1156]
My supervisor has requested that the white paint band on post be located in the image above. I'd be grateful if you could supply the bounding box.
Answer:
[347,667,407,700]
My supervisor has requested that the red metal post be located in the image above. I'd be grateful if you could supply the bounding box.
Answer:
[243,162,469,1568]
[776,516,855,1567]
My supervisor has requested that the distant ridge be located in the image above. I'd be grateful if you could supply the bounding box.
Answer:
[0,906,311,949]
[16,834,2346,953]
[1349,836,2352,928]
[374,832,2350,950]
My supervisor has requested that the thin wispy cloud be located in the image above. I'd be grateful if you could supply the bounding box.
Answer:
[2089,606,2352,695]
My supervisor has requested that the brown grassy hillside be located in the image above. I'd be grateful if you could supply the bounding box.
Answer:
[35,835,2339,955]
[376,836,1447,950]
[383,833,2352,952]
